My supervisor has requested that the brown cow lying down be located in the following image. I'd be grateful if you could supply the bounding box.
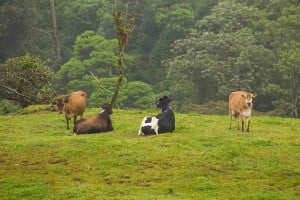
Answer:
[53,90,87,130]
[73,103,113,135]
[229,91,257,132]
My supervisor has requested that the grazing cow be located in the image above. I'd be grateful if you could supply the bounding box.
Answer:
[53,90,87,130]
[73,103,113,135]
[229,91,257,132]
[138,96,175,136]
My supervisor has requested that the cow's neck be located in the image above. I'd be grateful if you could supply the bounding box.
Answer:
[100,109,109,116]
[161,105,169,112]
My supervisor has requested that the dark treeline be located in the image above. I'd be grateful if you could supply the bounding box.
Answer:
[0,0,299,117]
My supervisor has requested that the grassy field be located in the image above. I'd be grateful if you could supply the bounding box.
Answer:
[0,107,299,200]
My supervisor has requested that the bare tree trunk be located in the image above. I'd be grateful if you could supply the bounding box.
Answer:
[295,98,298,118]
[49,0,61,64]
[111,50,125,107]
[294,94,298,118]
[110,5,135,108]
[291,66,300,118]
[111,73,124,107]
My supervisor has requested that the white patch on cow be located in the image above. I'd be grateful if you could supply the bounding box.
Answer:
[138,117,159,135]
[242,108,252,118]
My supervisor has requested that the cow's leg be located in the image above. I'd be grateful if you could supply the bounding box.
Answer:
[138,128,144,136]
[138,118,147,136]
[236,115,240,130]
[73,130,78,135]
[246,117,250,132]
[73,115,77,126]
[241,116,244,132]
[154,125,159,135]
[229,110,232,130]
[66,117,70,130]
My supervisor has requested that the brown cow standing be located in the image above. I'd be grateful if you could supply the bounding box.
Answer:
[229,91,257,132]
[73,103,113,135]
[53,90,87,130]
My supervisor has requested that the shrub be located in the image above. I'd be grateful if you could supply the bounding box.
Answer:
[120,81,155,109]
[269,100,294,117]
[14,104,53,115]
[180,101,228,115]
[0,99,21,115]
[0,54,54,107]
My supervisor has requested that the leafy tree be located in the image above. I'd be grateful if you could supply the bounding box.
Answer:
[49,0,61,65]
[256,4,300,116]
[120,81,155,109]
[276,42,300,117]
[56,0,113,61]
[0,54,54,107]
[275,5,300,117]
[197,0,260,33]
[148,2,196,84]
[89,77,124,108]
[0,0,55,63]
[54,30,118,94]
[88,78,154,109]
[164,1,275,109]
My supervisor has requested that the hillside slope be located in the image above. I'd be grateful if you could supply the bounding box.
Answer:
[0,108,299,199]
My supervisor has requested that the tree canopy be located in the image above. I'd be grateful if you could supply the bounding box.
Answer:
[0,0,299,117]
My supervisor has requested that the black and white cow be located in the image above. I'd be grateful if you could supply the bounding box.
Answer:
[138,96,175,136]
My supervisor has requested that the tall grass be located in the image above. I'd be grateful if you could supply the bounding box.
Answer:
[0,108,299,199]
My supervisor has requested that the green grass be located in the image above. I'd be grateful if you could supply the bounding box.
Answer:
[0,108,299,199]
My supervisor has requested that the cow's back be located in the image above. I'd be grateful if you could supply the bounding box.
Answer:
[64,91,87,117]
[157,108,175,133]
[229,91,247,113]
[74,113,112,134]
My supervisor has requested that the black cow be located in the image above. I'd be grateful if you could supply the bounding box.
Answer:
[138,96,175,135]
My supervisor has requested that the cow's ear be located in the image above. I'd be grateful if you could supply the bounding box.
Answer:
[252,93,257,98]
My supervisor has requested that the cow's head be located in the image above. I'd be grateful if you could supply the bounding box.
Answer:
[52,98,64,114]
[156,96,172,111]
[101,103,113,115]
[52,96,69,114]
[242,93,257,108]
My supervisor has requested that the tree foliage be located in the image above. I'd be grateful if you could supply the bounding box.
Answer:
[165,2,274,106]
[0,0,299,116]
[0,0,55,63]
[0,54,54,107]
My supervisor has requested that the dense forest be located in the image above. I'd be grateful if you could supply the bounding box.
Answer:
[0,0,299,117]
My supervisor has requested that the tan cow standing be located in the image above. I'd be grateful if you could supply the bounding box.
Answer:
[229,91,257,132]
[53,90,87,130]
